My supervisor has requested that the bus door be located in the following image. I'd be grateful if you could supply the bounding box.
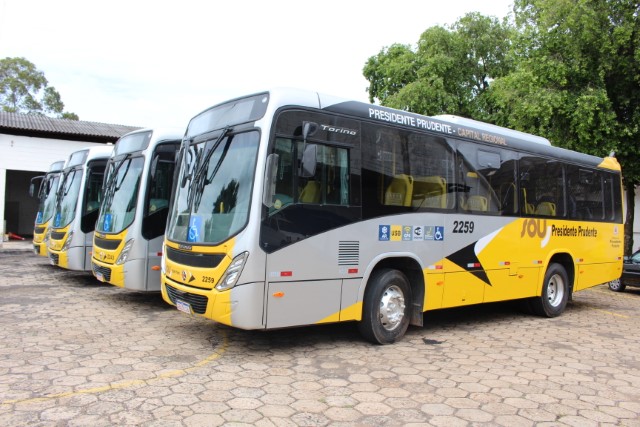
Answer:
[262,113,359,329]
[81,159,108,269]
[143,141,180,290]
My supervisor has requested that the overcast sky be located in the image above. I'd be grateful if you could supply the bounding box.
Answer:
[0,0,513,130]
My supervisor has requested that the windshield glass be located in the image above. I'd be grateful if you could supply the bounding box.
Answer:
[36,173,62,224]
[97,156,144,233]
[167,131,259,244]
[54,168,83,228]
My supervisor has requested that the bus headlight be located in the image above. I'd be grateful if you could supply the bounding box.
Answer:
[61,230,74,251]
[215,252,249,292]
[116,239,134,265]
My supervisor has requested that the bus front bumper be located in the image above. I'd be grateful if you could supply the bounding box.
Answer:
[161,276,265,330]
[91,257,125,287]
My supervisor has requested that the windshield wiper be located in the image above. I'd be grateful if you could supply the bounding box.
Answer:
[193,137,233,212]
[100,154,132,212]
[186,127,232,209]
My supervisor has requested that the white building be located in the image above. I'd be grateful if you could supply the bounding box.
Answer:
[0,111,139,242]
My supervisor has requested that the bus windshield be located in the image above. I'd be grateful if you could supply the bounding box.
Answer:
[97,155,145,233]
[54,168,83,228]
[36,173,62,224]
[166,131,259,244]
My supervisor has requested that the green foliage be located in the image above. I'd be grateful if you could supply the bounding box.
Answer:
[363,13,514,117]
[493,0,639,164]
[0,57,78,120]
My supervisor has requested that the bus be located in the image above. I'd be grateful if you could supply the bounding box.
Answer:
[30,160,65,256]
[160,88,623,344]
[47,146,113,271]
[91,128,182,291]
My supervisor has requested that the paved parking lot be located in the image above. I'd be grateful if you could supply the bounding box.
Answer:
[1,248,640,426]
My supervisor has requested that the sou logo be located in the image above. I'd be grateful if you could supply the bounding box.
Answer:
[520,219,551,248]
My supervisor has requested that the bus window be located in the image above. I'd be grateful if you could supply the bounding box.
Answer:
[456,142,518,215]
[519,156,565,217]
[361,123,454,217]
[604,172,623,223]
[408,133,455,210]
[271,138,349,208]
[297,142,349,206]
[565,166,605,220]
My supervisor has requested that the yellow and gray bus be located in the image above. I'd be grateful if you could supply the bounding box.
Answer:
[30,160,65,256]
[161,88,623,344]
[47,146,113,271]
[91,128,182,291]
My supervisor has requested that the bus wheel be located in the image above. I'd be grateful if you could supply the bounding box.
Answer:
[607,278,626,292]
[358,269,411,345]
[530,263,569,317]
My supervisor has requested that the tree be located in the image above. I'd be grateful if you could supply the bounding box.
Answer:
[0,57,78,120]
[363,12,514,117]
[363,2,640,254]
[488,0,640,253]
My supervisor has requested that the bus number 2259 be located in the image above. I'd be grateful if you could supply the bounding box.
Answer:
[453,220,474,234]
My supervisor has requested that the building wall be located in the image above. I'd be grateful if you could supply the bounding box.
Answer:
[0,133,111,239]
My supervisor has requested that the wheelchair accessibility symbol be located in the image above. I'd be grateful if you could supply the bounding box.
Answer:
[187,216,202,243]
[434,226,444,241]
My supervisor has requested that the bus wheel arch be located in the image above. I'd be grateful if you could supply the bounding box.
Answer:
[358,257,424,344]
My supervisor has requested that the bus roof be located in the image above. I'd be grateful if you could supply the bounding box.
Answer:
[192,88,616,171]
[65,145,113,169]
[259,88,614,171]
[113,128,184,156]
[48,160,66,173]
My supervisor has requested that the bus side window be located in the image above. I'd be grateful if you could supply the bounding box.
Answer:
[271,138,296,210]
[296,143,349,206]
[519,156,565,217]
[565,166,605,220]
[456,143,514,214]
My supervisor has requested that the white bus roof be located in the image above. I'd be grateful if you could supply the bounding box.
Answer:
[433,115,552,146]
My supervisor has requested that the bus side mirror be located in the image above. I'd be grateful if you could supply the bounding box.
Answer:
[302,121,318,140]
[150,154,159,180]
[298,121,318,178]
[299,144,317,178]
[29,175,44,198]
[263,153,279,207]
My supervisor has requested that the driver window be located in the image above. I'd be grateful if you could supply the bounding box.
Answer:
[271,138,349,210]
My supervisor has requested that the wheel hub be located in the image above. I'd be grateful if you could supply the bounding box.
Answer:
[379,285,405,331]
[547,273,565,307]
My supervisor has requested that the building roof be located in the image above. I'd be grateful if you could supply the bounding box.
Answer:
[0,111,141,143]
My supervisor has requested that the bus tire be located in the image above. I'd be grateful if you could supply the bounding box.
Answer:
[358,268,411,345]
[530,262,569,317]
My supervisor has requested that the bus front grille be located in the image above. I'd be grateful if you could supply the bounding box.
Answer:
[94,237,122,250]
[166,247,224,268]
[34,226,46,234]
[92,263,112,282]
[165,284,208,314]
[50,231,66,241]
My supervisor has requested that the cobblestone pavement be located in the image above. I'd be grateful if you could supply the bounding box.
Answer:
[1,252,639,426]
